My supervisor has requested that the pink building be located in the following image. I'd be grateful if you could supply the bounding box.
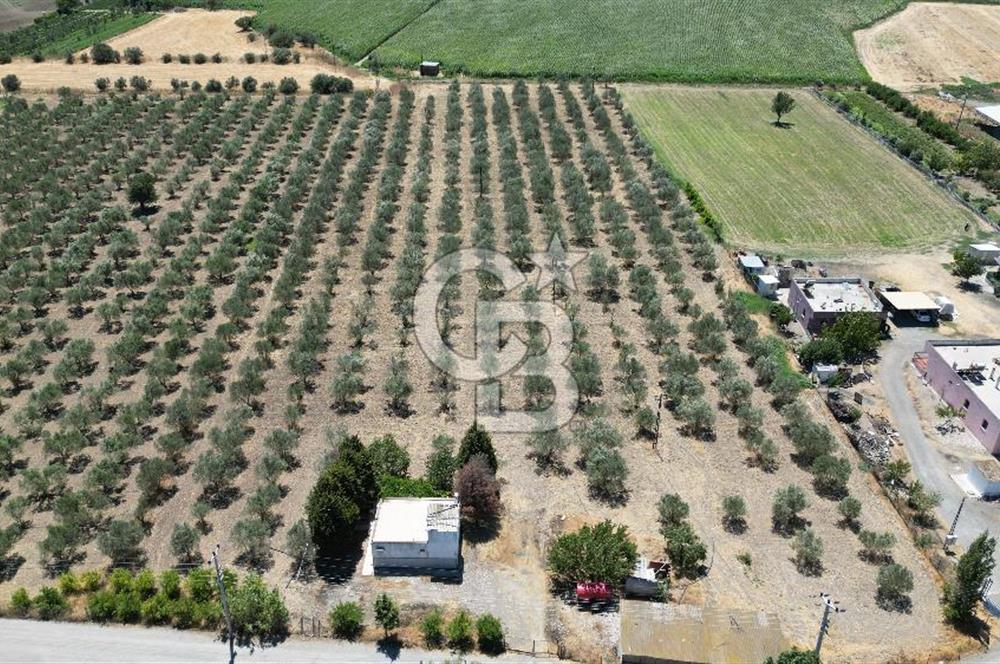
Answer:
[788,277,885,335]
[922,339,1000,454]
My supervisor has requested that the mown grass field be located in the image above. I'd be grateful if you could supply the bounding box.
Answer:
[622,87,978,253]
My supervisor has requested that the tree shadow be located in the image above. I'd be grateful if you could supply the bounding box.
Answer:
[770,120,795,129]
[0,554,25,582]
[376,636,402,661]
[463,514,502,545]
[314,537,365,585]
[876,591,912,614]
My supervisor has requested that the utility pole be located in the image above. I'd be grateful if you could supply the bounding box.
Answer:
[954,95,969,129]
[945,496,967,551]
[814,593,844,658]
[211,545,236,664]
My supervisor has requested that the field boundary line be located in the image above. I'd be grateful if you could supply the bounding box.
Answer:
[355,0,444,66]
[811,87,995,234]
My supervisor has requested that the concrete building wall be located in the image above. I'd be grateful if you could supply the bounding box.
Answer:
[372,530,460,570]
[924,343,1000,454]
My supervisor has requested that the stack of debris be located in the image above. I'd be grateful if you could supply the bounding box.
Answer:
[847,413,892,466]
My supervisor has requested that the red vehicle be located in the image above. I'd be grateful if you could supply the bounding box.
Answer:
[575,581,613,602]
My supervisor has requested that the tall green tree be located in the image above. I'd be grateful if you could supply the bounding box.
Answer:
[771,91,796,124]
[457,423,497,473]
[944,531,996,624]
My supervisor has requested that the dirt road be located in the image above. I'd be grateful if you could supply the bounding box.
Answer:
[0,618,551,663]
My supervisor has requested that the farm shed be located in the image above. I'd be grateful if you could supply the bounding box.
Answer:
[420,60,441,76]
[619,601,785,664]
[968,242,1000,264]
[788,277,885,334]
[922,339,1000,454]
[738,254,765,276]
[370,497,460,572]
[879,290,940,325]
[756,274,779,298]
[968,458,1000,498]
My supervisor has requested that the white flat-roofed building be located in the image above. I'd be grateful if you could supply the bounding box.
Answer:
[371,497,460,572]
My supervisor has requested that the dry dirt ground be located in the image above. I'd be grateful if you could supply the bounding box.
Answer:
[0,0,54,33]
[855,2,1000,91]
[0,79,978,663]
[0,8,381,91]
[826,251,1000,339]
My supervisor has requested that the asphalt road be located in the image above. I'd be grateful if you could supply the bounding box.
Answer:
[878,327,999,556]
[0,618,548,663]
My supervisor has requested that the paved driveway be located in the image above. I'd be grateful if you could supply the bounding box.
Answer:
[879,327,1000,594]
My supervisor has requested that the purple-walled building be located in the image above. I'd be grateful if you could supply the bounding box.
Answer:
[788,277,885,335]
[922,339,1000,455]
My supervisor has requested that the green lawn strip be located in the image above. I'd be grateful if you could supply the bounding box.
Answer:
[622,86,977,254]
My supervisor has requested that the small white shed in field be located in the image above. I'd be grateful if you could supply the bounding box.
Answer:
[371,497,460,572]
[756,274,779,298]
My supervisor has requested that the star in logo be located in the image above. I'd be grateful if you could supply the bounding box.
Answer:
[530,234,588,293]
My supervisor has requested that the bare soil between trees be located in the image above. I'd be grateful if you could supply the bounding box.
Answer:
[0,8,381,91]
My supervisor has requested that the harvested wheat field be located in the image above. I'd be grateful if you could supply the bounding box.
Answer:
[0,8,380,91]
[0,78,968,662]
[856,2,1000,91]
[0,0,55,32]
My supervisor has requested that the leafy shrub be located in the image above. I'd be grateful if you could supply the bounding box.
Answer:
[123,46,142,64]
[9,587,31,616]
[33,586,69,620]
[90,43,118,65]
[476,613,505,654]
[329,601,363,640]
[193,53,207,64]
[447,610,474,652]
[421,608,445,647]
[547,520,637,585]
[278,77,298,95]
[86,590,117,622]
[230,574,289,643]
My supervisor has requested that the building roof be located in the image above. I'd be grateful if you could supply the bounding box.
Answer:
[739,254,765,270]
[757,274,779,284]
[881,290,939,311]
[975,105,1000,125]
[371,498,459,544]
[794,277,883,314]
[620,601,785,664]
[928,339,1000,418]
[970,242,1000,252]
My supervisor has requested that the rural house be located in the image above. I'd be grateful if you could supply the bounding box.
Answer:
[370,497,461,572]
[921,339,1000,454]
[788,277,885,334]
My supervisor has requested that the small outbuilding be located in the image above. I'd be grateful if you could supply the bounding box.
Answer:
[419,60,441,77]
[738,254,765,276]
[968,242,1000,264]
[370,497,460,572]
[969,458,1000,498]
[756,274,779,298]
[879,290,940,325]
[619,601,786,664]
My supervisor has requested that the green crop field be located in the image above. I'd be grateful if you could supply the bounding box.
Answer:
[374,0,911,81]
[622,87,979,253]
[222,0,435,62]
[222,0,935,82]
